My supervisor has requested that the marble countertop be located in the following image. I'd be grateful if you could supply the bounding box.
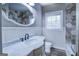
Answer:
[3,36,45,56]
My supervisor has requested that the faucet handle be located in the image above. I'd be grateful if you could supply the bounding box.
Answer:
[25,33,29,40]
[20,38,24,42]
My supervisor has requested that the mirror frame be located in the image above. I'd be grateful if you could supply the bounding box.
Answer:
[2,3,36,26]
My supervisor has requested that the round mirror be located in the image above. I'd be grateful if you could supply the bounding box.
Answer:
[2,3,36,26]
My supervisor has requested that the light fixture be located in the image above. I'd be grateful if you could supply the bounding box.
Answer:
[28,3,35,6]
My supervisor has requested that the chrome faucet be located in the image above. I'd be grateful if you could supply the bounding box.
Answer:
[25,34,29,40]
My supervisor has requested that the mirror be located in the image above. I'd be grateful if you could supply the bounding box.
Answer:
[2,3,36,26]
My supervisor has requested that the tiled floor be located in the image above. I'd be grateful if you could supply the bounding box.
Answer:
[45,47,66,56]
[28,47,66,56]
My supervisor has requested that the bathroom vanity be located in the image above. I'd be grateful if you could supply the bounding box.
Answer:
[3,36,45,56]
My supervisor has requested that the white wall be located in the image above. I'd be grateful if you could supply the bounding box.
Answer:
[43,29,66,50]
[43,4,66,50]
[2,27,42,44]
[43,3,66,12]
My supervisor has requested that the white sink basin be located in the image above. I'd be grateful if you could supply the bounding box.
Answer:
[3,36,45,56]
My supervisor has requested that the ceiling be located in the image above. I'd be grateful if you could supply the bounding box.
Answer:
[40,3,54,6]
[9,3,29,11]
[8,3,51,11]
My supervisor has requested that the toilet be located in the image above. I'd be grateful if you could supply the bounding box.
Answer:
[45,42,52,54]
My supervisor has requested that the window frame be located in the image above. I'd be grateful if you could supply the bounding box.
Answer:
[45,10,63,29]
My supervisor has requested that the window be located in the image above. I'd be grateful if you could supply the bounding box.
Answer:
[45,11,63,29]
